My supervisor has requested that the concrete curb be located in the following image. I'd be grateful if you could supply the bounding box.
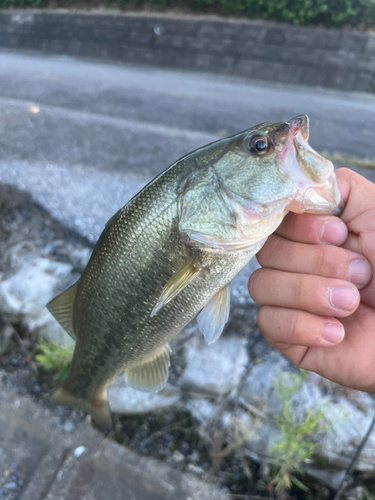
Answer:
[0,385,229,500]
[0,9,374,91]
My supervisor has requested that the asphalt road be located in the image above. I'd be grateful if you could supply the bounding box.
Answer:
[2,50,375,174]
[0,49,375,243]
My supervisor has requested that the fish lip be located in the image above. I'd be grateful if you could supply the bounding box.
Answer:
[287,172,344,216]
[317,172,344,216]
[304,174,344,215]
[287,114,309,140]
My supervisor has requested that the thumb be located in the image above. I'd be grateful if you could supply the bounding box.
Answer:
[336,167,375,226]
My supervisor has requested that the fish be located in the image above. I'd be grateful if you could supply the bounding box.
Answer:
[47,115,343,428]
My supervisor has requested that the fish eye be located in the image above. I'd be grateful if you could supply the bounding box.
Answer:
[248,136,270,156]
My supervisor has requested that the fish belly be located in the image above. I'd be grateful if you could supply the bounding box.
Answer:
[63,201,252,401]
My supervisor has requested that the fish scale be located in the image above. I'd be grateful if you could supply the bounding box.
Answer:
[47,115,343,427]
[69,162,249,399]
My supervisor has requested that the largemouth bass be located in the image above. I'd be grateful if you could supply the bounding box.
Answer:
[47,115,343,427]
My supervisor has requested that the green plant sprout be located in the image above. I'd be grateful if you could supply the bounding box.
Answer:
[270,369,329,498]
[35,339,73,382]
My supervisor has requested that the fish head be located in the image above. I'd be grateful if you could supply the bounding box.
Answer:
[213,114,343,218]
[180,115,343,250]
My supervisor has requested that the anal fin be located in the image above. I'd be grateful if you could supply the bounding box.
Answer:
[151,255,201,317]
[197,284,230,345]
[124,344,171,392]
[47,281,79,340]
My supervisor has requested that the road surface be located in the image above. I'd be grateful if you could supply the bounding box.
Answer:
[0,49,374,241]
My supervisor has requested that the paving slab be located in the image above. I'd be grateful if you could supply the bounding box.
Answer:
[0,385,229,500]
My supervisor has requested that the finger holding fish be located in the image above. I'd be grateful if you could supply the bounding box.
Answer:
[249,269,360,317]
[274,212,348,245]
[253,168,375,393]
[257,235,373,288]
[256,306,345,348]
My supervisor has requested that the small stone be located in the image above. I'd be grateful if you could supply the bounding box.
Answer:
[189,450,200,463]
[4,482,17,490]
[0,257,74,346]
[63,420,74,432]
[73,445,86,457]
[170,451,185,464]
[108,381,180,415]
[186,464,203,477]
[181,335,248,395]
[184,398,217,423]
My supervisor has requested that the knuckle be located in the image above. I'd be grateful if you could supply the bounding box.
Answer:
[289,313,302,345]
[256,307,266,330]
[290,274,304,303]
[257,235,279,266]
[256,307,275,342]
[315,246,338,278]
[255,247,267,267]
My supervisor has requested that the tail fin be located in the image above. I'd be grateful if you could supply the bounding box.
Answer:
[51,386,112,430]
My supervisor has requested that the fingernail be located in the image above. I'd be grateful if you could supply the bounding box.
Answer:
[322,323,344,344]
[347,259,373,288]
[319,221,347,245]
[329,286,358,311]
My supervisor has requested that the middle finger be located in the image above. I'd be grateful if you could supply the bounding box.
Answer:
[248,269,360,317]
[257,234,373,289]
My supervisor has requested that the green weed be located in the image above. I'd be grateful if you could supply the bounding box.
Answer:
[35,339,73,382]
[1,0,375,29]
[270,370,329,498]
[321,151,375,170]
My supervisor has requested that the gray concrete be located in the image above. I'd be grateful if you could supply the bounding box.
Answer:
[0,11,375,91]
[0,384,228,500]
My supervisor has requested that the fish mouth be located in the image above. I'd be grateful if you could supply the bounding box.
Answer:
[289,172,344,216]
[282,115,344,216]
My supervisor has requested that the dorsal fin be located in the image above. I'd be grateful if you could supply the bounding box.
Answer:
[47,281,79,340]
[105,212,117,228]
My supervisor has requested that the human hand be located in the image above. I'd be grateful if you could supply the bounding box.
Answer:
[248,168,375,392]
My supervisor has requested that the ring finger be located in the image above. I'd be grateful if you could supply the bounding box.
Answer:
[257,306,345,349]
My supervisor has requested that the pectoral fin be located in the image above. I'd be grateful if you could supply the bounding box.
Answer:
[197,284,231,344]
[124,344,171,392]
[151,255,201,317]
[47,281,79,340]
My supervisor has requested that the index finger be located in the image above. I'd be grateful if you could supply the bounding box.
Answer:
[275,212,348,246]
